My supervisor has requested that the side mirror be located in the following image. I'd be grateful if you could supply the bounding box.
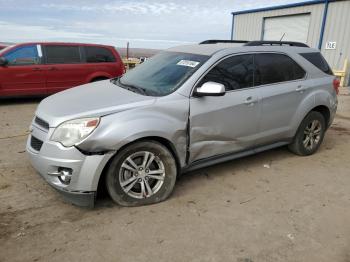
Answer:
[0,57,8,66]
[194,81,226,97]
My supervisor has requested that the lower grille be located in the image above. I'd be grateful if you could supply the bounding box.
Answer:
[30,136,43,151]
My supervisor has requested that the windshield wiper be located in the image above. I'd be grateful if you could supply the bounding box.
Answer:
[113,78,149,96]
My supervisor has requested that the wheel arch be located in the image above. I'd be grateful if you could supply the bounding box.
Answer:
[90,76,109,82]
[96,136,181,194]
[311,105,330,127]
[131,136,182,171]
[290,103,332,143]
[86,72,113,83]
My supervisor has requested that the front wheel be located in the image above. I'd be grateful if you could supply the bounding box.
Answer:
[106,141,177,206]
[288,111,326,156]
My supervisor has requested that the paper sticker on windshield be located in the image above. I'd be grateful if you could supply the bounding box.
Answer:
[177,60,200,68]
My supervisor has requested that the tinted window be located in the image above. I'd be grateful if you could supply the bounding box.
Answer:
[4,45,41,65]
[254,53,305,86]
[45,45,81,64]
[199,55,254,91]
[300,52,333,75]
[85,46,115,63]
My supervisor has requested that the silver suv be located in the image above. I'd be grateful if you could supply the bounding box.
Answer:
[26,40,338,207]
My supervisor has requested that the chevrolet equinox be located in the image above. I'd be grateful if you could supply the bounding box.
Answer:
[26,40,338,207]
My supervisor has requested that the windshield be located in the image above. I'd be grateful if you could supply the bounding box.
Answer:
[116,51,209,96]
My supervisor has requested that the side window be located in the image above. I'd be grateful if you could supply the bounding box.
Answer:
[199,54,254,91]
[254,53,306,86]
[45,45,81,64]
[299,52,333,75]
[4,45,41,65]
[85,46,116,63]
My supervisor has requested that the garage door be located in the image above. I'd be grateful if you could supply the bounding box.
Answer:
[263,14,310,43]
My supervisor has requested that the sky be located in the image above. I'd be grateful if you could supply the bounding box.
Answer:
[0,0,305,49]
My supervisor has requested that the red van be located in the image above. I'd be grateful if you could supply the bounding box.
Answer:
[0,42,124,97]
[0,44,8,50]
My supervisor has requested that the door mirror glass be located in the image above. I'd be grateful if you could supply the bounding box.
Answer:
[0,57,8,66]
[195,81,226,97]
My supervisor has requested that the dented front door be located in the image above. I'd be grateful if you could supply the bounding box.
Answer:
[189,89,260,163]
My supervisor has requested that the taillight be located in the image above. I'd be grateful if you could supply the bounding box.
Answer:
[333,78,340,95]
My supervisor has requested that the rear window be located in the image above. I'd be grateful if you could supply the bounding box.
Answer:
[45,45,81,64]
[254,53,306,86]
[85,46,115,63]
[299,52,333,75]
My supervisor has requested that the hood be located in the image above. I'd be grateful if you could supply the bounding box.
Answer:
[36,80,156,127]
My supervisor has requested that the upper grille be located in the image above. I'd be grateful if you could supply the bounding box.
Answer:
[30,136,43,151]
[34,117,49,130]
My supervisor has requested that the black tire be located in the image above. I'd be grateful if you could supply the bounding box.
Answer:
[288,111,326,156]
[106,141,177,206]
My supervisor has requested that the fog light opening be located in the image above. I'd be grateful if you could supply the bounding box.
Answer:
[57,168,73,185]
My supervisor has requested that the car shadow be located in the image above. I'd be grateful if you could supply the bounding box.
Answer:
[0,96,45,105]
[173,146,292,193]
[94,146,294,208]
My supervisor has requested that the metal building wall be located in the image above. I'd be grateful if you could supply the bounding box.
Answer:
[322,0,350,69]
[232,1,350,70]
[233,4,324,47]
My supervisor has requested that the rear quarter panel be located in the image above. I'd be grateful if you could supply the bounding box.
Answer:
[289,74,337,137]
[84,63,118,82]
[84,47,124,82]
[285,50,337,136]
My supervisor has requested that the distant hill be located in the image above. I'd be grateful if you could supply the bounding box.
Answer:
[0,42,14,46]
[116,47,161,58]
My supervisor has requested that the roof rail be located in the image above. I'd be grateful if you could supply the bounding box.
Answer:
[199,40,249,44]
[244,41,309,47]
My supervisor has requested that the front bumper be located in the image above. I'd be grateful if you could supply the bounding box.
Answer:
[26,122,114,208]
[48,183,96,208]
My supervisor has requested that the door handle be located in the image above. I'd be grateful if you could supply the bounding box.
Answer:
[48,66,58,71]
[32,68,42,71]
[244,96,257,105]
[295,85,306,92]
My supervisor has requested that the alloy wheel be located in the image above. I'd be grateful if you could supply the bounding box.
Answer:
[119,151,165,199]
[303,120,322,151]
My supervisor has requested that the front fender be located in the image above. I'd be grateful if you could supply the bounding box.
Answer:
[79,97,189,167]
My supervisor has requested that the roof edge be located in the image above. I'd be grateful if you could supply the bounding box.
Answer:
[231,0,334,15]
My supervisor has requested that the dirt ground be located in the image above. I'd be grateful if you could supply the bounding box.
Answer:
[1,89,350,262]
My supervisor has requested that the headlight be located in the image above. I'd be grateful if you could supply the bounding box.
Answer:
[51,117,100,147]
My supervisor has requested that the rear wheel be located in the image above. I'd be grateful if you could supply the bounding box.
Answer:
[288,111,326,156]
[106,141,177,206]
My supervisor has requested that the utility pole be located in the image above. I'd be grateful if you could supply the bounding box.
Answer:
[126,42,129,59]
